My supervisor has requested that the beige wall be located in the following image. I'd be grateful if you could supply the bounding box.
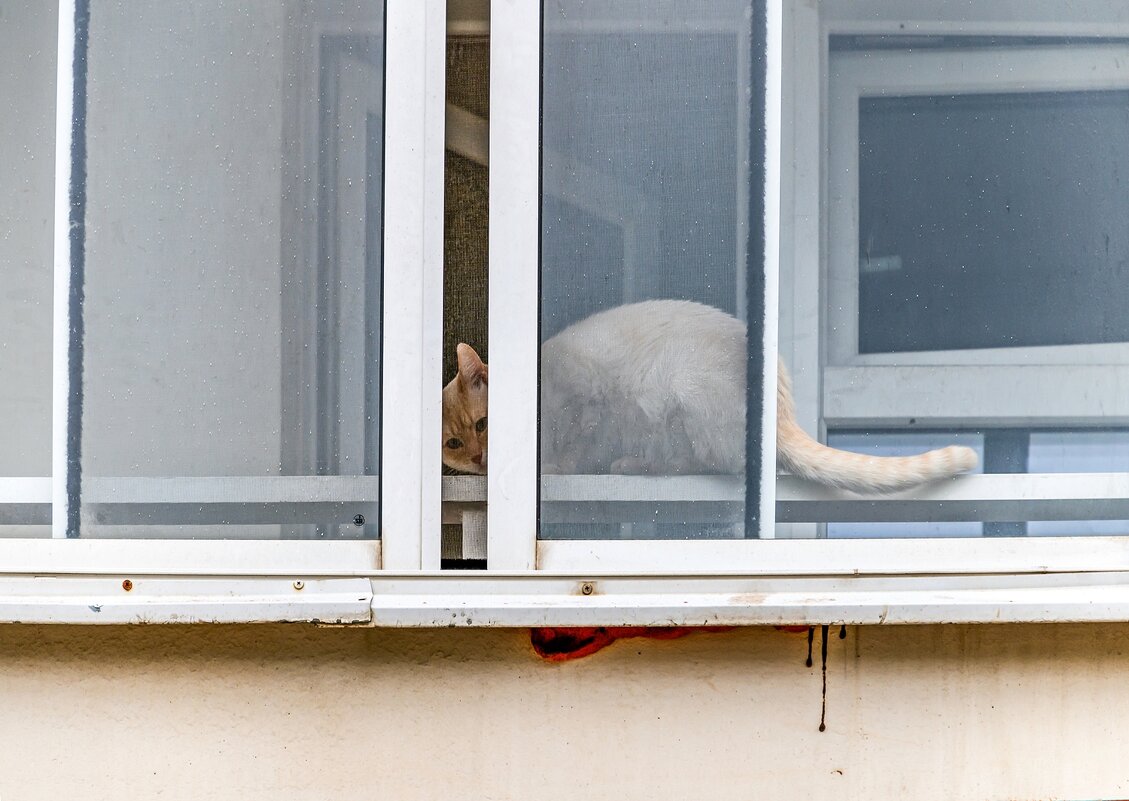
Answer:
[1,622,1127,800]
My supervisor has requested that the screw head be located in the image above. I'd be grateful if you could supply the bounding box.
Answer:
[121,579,133,592]
[580,582,595,596]
[293,580,305,591]
[353,514,366,527]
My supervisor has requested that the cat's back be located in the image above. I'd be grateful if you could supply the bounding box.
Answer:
[541,299,747,473]
[546,299,744,364]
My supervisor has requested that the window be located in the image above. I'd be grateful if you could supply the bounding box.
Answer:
[0,1,55,540]
[78,0,385,542]
[804,8,1129,541]
[473,0,1129,604]
[0,0,450,622]
[6,0,1129,626]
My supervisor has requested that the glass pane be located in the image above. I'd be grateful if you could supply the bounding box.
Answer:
[0,2,56,538]
[824,433,985,539]
[858,87,1129,354]
[539,0,755,540]
[816,429,1129,539]
[805,26,1129,540]
[1028,432,1129,536]
[79,1,384,538]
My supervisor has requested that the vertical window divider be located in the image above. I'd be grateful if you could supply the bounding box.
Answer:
[382,0,446,569]
[52,0,86,540]
[487,0,541,571]
[758,0,783,537]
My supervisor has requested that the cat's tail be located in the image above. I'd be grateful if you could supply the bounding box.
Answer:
[775,360,977,493]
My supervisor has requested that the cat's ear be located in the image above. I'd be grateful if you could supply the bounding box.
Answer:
[456,343,488,389]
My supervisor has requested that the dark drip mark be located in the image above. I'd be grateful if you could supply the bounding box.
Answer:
[805,626,814,667]
[819,624,829,732]
[839,624,847,640]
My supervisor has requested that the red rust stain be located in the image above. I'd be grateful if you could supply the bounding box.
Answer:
[530,626,735,661]
[529,623,809,661]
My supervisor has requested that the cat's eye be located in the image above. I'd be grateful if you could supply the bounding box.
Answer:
[475,417,487,433]
[445,438,463,450]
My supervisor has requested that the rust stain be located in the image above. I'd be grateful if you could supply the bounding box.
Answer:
[530,626,734,661]
[531,620,817,662]
[121,579,133,592]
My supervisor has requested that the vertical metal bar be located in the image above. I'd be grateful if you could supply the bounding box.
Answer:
[53,0,88,539]
[419,1,446,569]
[382,0,445,569]
[746,0,780,540]
[487,0,540,571]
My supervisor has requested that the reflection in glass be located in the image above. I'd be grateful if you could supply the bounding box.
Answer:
[79,1,384,538]
[0,2,56,537]
[859,89,1129,354]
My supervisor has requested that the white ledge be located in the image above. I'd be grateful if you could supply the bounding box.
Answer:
[366,571,1129,626]
[0,577,373,625]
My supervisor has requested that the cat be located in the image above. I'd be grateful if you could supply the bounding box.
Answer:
[442,299,978,492]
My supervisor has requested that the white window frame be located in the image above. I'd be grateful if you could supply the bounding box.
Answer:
[467,0,1129,610]
[10,0,1129,627]
[488,0,779,572]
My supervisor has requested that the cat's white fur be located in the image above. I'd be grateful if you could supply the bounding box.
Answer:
[448,299,978,492]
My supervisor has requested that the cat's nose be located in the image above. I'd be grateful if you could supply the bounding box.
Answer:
[471,453,483,466]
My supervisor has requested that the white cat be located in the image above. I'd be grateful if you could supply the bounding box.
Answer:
[443,299,977,492]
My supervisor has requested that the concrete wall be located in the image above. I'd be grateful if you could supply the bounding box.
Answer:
[1,622,1127,800]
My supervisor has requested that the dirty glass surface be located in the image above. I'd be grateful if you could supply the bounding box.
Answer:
[857,89,1129,354]
[0,3,56,538]
[79,1,384,539]
[538,0,756,540]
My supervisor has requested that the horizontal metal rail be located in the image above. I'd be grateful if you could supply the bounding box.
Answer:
[0,478,51,525]
[0,477,380,527]
[441,473,1129,525]
[7,473,1129,529]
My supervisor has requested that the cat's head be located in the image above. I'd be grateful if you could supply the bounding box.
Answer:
[441,343,488,474]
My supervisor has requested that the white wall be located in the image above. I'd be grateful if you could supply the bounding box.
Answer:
[0,623,1126,801]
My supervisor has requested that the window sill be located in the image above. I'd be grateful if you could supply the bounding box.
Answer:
[366,572,1129,627]
[3,572,1128,626]
[0,576,373,625]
